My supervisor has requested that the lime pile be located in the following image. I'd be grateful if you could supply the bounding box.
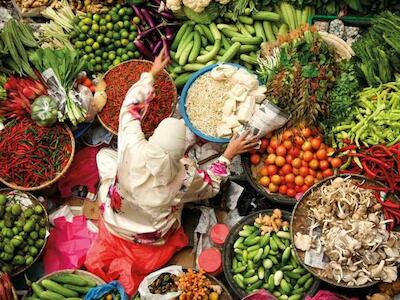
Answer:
[70,4,140,73]
[0,193,47,274]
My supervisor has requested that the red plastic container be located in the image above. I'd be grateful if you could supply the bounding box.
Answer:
[197,248,222,276]
[210,224,229,248]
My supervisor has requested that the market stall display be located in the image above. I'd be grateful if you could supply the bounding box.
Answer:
[223,209,319,298]
[97,59,177,135]
[24,269,106,299]
[243,126,341,204]
[0,118,75,190]
[0,189,49,276]
[291,174,400,287]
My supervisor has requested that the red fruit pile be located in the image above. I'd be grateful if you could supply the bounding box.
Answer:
[250,127,342,198]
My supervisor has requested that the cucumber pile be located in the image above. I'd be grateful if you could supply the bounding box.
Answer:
[26,272,99,300]
[231,221,315,299]
[169,3,313,88]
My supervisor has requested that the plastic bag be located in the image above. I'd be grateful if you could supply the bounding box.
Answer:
[138,266,183,300]
[84,219,188,296]
[43,216,98,274]
[84,280,128,300]
[245,101,290,136]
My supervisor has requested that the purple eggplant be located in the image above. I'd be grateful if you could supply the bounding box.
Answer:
[151,0,161,5]
[165,27,175,40]
[134,39,153,60]
[141,8,156,28]
[162,38,170,60]
[132,5,145,22]
[152,40,163,55]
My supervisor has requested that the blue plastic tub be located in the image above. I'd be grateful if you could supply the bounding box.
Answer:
[179,63,244,144]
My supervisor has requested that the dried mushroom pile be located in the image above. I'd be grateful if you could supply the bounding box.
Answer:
[294,177,400,286]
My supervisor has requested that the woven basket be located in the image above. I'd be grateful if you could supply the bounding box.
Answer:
[23,269,106,299]
[0,189,50,277]
[291,174,399,289]
[0,124,75,191]
[97,59,177,137]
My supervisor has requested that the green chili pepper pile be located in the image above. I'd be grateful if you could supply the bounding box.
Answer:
[332,78,400,149]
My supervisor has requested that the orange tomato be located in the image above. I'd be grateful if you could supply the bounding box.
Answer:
[285,154,293,164]
[267,165,278,176]
[304,175,315,186]
[327,147,335,156]
[292,158,302,168]
[281,164,292,175]
[303,151,313,162]
[319,160,329,171]
[310,138,321,150]
[268,183,279,193]
[271,174,281,185]
[295,175,304,186]
[294,136,304,146]
[301,185,309,192]
[270,138,279,150]
[260,139,268,150]
[267,146,275,154]
[266,154,277,165]
[309,169,317,177]
[250,154,261,165]
[316,171,323,180]
[275,156,286,167]
[302,141,312,151]
[282,130,293,140]
[259,176,270,187]
[309,159,319,170]
[301,160,308,167]
[259,166,269,176]
[276,145,287,156]
[299,166,309,177]
[285,173,295,183]
[287,188,296,197]
[293,168,300,175]
[301,127,312,138]
[331,157,342,168]
[322,169,333,178]
[279,185,288,195]
[289,147,301,157]
[316,149,327,160]
[283,140,292,150]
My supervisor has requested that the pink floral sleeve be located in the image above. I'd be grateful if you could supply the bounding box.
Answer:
[179,156,230,203]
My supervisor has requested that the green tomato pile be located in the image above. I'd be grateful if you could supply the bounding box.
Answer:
[70,4,141,73]
[0,193,47,274]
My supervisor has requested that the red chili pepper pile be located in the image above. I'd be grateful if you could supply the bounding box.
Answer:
[375,192,400,231]
[0,118,72,188]
[98,60,176,135]
[0,273,14,300]
[0,76,46,119]
[339,144,400,193]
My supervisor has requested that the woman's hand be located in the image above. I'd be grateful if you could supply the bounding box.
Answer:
[150,45,170,77]
[223,131,260,161]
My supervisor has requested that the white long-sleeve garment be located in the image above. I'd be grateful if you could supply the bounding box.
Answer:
[97,72,231,244]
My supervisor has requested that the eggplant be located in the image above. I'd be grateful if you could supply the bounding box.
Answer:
[132,5,145,22]
[165,27,175,40]
[141,8,156,28]
[152,40,163,55]
[134,39,153,60]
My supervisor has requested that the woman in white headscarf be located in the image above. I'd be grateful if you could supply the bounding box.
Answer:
[85,48,259,295]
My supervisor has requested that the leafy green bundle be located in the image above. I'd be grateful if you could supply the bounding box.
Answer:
[353,11,400,87]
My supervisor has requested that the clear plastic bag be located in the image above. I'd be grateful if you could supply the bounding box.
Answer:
[137,266,183,300]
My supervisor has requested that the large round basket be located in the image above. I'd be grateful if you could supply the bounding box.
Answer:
[23,269,106,299]
[0,189,50,277]
[97,59,177,136]
[179,63,249,144]
[133,267,232,300]
[223,209,319,299]
[242,155,297,206]
[291,173,397,289]
[0,124,75,191]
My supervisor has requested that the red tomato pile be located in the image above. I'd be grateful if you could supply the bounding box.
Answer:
[250,127,342,197]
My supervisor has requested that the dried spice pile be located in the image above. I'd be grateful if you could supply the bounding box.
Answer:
[98,60,177,135]
[0,118,73,188]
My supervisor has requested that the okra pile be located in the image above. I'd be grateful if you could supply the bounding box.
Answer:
[231,220,315,299]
